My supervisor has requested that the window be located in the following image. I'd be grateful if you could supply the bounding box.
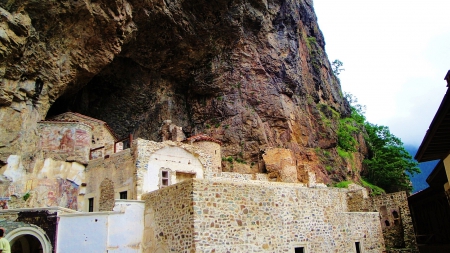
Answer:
[295,247,304,253]
[355,242,361,253]
[161,170,169,187]
[88,198,94,212]
[119,191,127,200]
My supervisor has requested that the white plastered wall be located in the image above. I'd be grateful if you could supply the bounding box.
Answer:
[57,200,144,253]
[144,146,204,193]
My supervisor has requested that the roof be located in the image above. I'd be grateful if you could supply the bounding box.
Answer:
[426,160,447,188]
[186,134,222,145]
[47,112,118,141]
[415,71,450,162]
[39,119,93,129]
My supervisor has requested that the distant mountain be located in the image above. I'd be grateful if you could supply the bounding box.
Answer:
[405,145,438,193]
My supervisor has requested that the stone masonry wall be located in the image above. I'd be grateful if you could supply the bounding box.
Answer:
[347,190,417,252]
[85,149,135,211]
[142,179,385,252]
[372,192,417,252]
[191,141,221,172]
[99,178,115,211]
[142,180,194,253]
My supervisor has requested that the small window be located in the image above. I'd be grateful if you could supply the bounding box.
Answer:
[355,242,361,253]
[392,210,399,218]
[88,198,94,212]
[295,247,304,253]
[119,191,127,200]
[161,170,169,187]
[385,220,390,226]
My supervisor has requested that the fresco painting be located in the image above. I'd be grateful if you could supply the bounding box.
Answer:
[75,129,90,147]
[40,127,75,152]
[32,178,79,209]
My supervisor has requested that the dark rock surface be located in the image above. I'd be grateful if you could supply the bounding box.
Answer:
[0,0,361,183]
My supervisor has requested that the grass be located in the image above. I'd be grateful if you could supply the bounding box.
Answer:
[335,181,353,188]
[337,147,352,159]
[361,178,385,196]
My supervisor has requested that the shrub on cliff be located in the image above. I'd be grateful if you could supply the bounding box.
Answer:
[337,93,420,193]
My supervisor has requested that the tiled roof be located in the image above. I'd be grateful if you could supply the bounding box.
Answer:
[186,134,222,145]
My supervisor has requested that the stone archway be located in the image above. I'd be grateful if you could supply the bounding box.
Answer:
[6,226,52,253]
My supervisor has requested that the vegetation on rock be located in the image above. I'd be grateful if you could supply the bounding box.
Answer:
[337,93,420,193]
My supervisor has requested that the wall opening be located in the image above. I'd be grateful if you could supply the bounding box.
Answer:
[6,226,52,253]
[392,210,399,218]
[355,242,361,253]
[385,220,390,227]
[11,234,42,253]
[161,170,169,188]
[88,198,94,212]
[294,247,304,253]
[119,191,128,199]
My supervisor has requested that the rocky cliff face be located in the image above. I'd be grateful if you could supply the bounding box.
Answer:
[0,0,361,184]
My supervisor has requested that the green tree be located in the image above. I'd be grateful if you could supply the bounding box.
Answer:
[332,59,345,76]
[337,93,420,193]
[363,123,420,192]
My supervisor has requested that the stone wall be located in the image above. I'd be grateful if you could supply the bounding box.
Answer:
[142,180,194,253]
[142,179,385,252]
[191,141,221,172]
[347,190,417,252]
[99,178,115,211]
[85,149,135,212]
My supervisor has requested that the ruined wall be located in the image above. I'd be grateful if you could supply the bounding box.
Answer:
[372,192,417,251]
[347,190,417,252]
[38,121,92,164]
[84,149,135,212]
[142,179,385,252]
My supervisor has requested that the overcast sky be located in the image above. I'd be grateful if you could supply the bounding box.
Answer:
[313,0,450,147]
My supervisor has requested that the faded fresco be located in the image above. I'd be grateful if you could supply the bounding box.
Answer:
[40,125,90,153]
[39,123,91,163]
[30,178,79,209]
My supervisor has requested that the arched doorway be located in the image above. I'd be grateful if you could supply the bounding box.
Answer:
[10,234,42,253]
[6,226,52,253]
